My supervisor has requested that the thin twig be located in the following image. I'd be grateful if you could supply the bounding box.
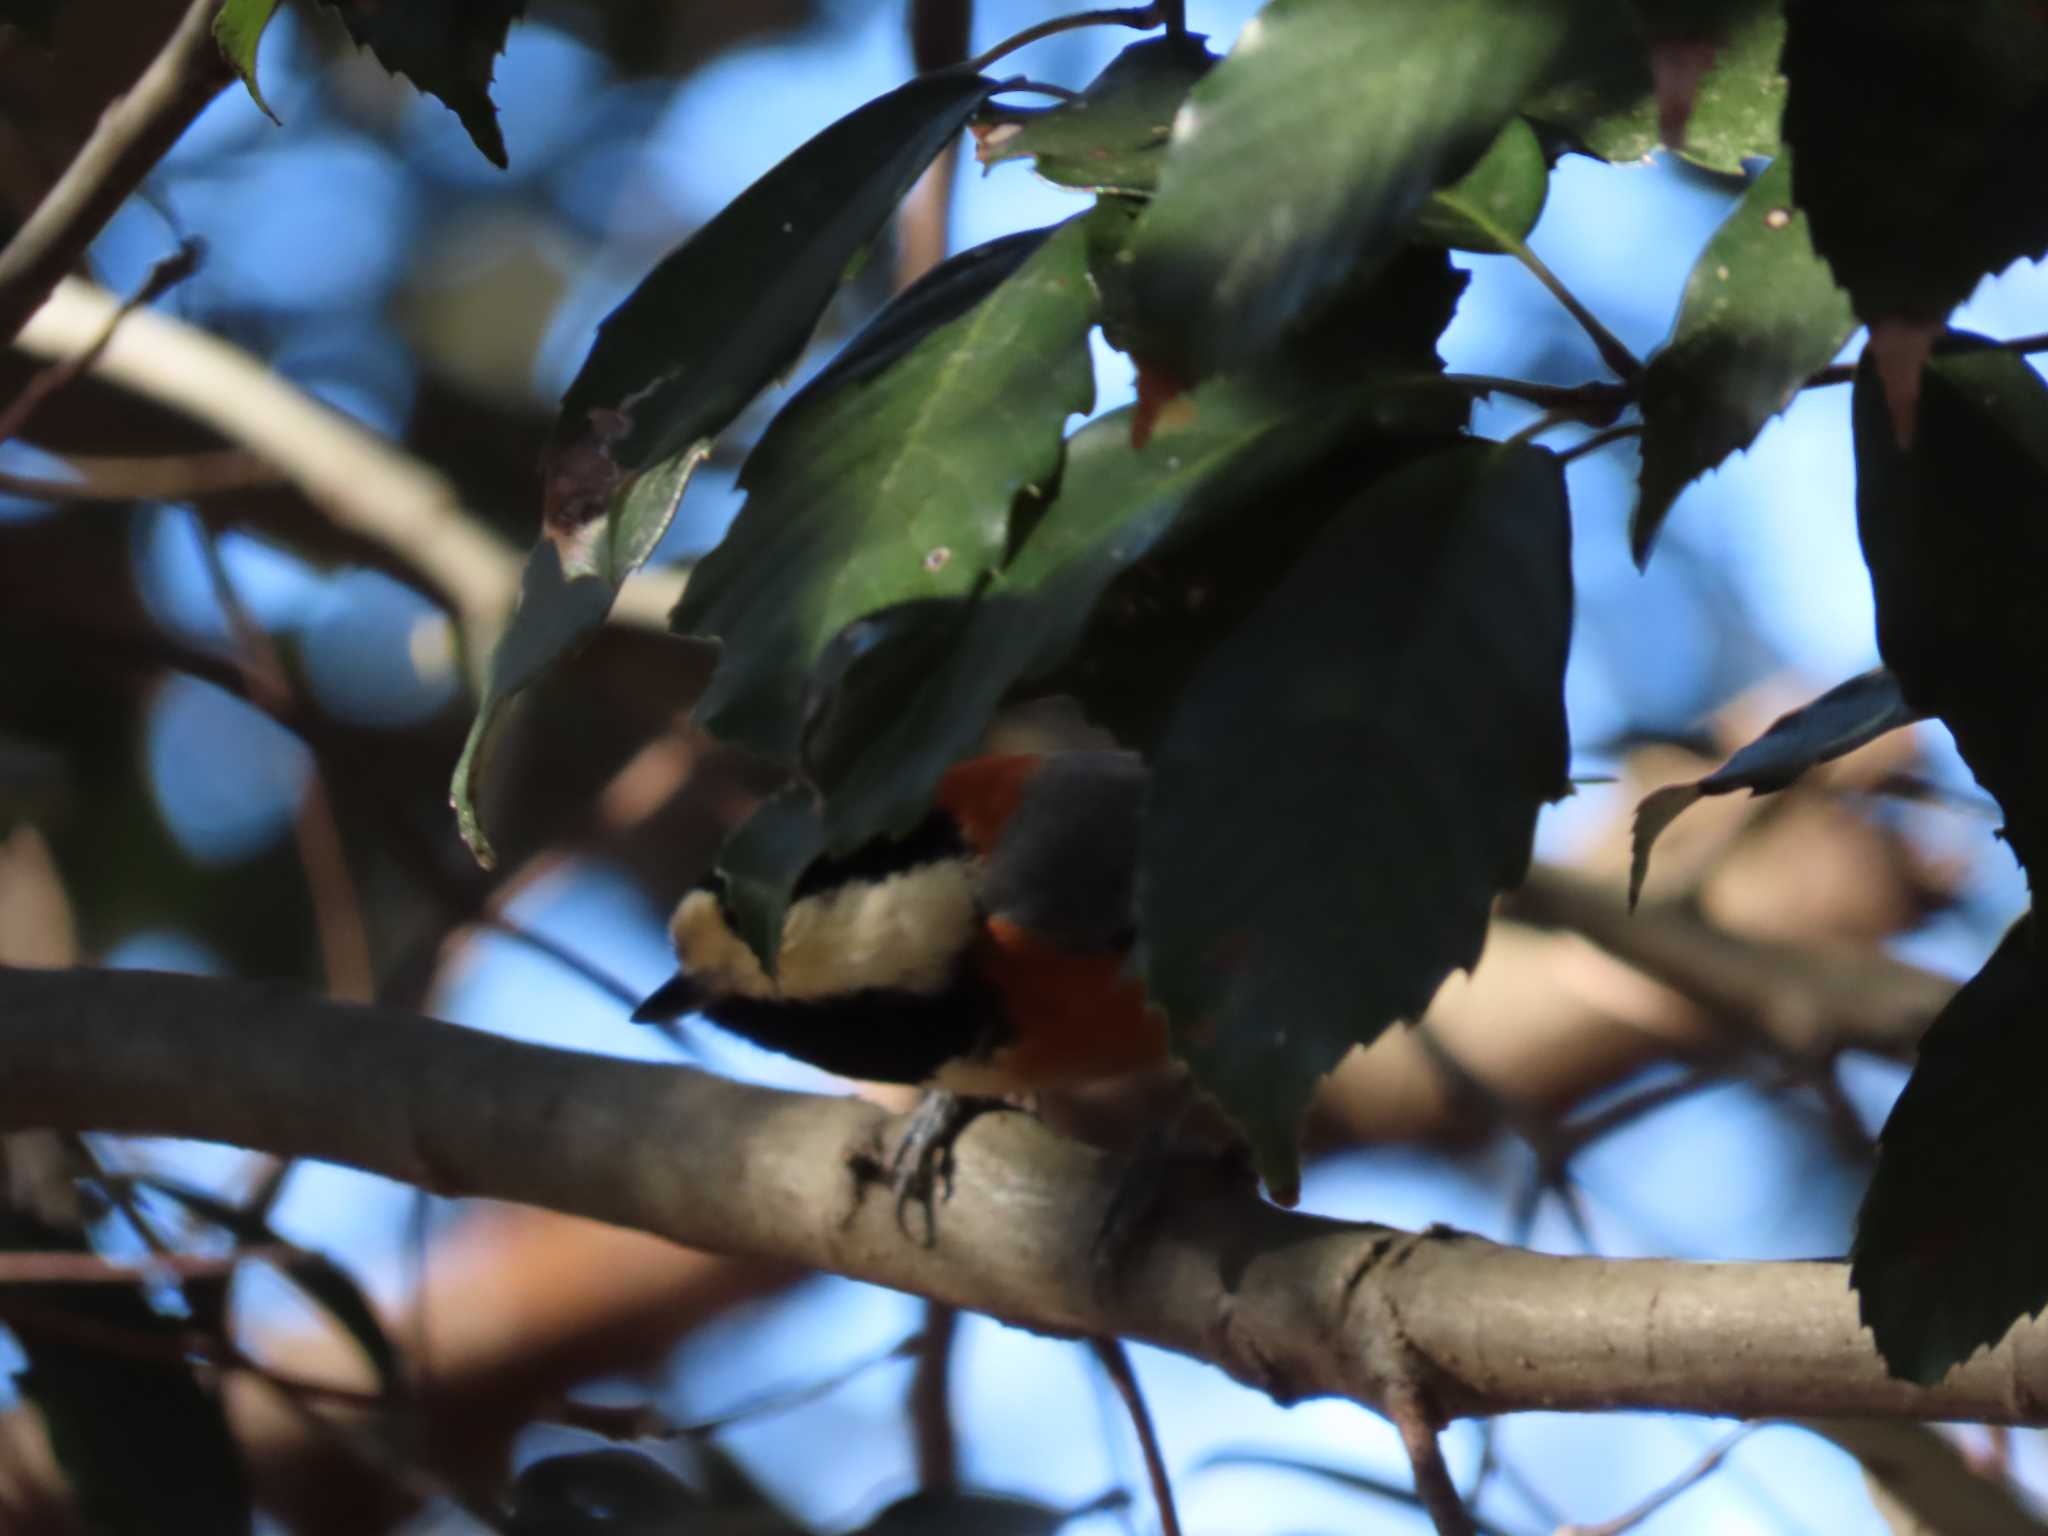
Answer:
[0,1241,300,1285]
[1389,1387,1477,1536]
[1558,1425,1757,1536]
[910,1302,960,1491]
[965,6,1160,72]
[475,916,644,1009]
[1442,373,1633,422]
[1494,231,1642,381]
[1089,1337,1183,1536]
[0,0,230,341]
[0,447,282,503]
[0,238,200,444]
[1559,422,1644,463]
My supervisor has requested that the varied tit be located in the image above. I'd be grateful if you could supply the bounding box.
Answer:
[632,751,1168,1099]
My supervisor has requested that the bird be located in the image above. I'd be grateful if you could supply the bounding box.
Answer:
[632,751,1172,1222]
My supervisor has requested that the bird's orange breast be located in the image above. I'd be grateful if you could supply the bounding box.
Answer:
[961,916,1167,1090]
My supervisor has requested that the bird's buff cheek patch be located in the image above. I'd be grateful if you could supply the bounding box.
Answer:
[669,863,980,1006]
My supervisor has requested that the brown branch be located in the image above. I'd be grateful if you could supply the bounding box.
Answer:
[0,446,282,502]
[4,965,2047,1429]
[1089,1335,1182,1536]
[909,1302,960,1491]
[0,0,229,342]
[1388,1386,1474,1536]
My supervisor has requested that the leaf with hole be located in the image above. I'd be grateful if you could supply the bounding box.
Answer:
[1125,0,1607,380]
[1632,153,1855,563]
[1629,668,1918,906]
[676,216,1096,766]
[1138,442,1573,1201]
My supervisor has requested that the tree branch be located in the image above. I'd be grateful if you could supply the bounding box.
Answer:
[0,0,229,342]
[2,965,2042,1428]
[10,278,684,674]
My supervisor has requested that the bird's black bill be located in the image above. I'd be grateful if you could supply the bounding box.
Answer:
[631,972,701,1024]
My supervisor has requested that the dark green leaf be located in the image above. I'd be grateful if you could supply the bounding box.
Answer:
[1413,117,1550,254]
[1137,443,1573,1201]
[795,364,1461,860]
[714,785,825,976]
[1632,154,1855,563]
[1785,0,2048,323]
[213,0,282,121]
[676,215,1096,765]
[1630,668,1918,905]
[977,33,1217,195]
[126,1176,405,1401]
[549,71,996,493]
[1854,339,2048,885]
[453,445,701,866]
[1527,1,1783,173]
[852,1489,1107,1535]
[1125,0,1606,378]
[1,1215,251,1536]
[312,0,526,167]
[1852,915,2048,1383]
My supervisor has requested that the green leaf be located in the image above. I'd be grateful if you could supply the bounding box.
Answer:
[1632,154,1855,563]
[1630,668,1918,906]
[1784,0,2048,323]
[1852,915,2048,1383]
[714,785,825,977]
[451,447,702,866]
[1853,339,2048,885]
[676,215,1096,766]
[1136,443,1572,1202]
[311,0,525,167]
[1527,1,1784,173]
[977,33,1217,195]
[2,1215,252,1536]
[549,70,997,493]
[131,1176,404,1401]
[1413,117,1550,255]
[213,0,282,122]
[1125,0,1607,379]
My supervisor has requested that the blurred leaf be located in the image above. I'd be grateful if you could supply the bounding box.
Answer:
[676,215,1096,765]
[1803,1420,2048,1535]
[506,1449,704,1534]
[1413,116,1550,254]
[1632,153,1855,562]
[1784,0,2048,324]
[1125,0,1605,379]
[1137,442,1572,1201]
[548,70,997,493]
[1629,667,1918,905]
[1852,915,2048,1383]
[1527,0,1783,173]
[1854,339,2048,885]
[977,33,1217,194]
[453,448,700,866]
[133,1176,404,1401]
[212,0,280,121]
[311,0,526,167]
[1,1213,251,1536]
[713,784,824,976]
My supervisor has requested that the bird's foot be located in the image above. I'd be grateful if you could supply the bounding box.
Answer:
[875,1089,1012,1246]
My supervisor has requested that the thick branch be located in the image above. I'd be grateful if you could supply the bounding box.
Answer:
[2,965,2041,1426]
[0,0,229,341]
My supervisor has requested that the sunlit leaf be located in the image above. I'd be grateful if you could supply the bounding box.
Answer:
[212,0,280,121]
[677,216,1096,767]
[1138,443,1572,1200]
[1632,154,1855,562]
[977,33,1217,195]
[1125,0,1606,379]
